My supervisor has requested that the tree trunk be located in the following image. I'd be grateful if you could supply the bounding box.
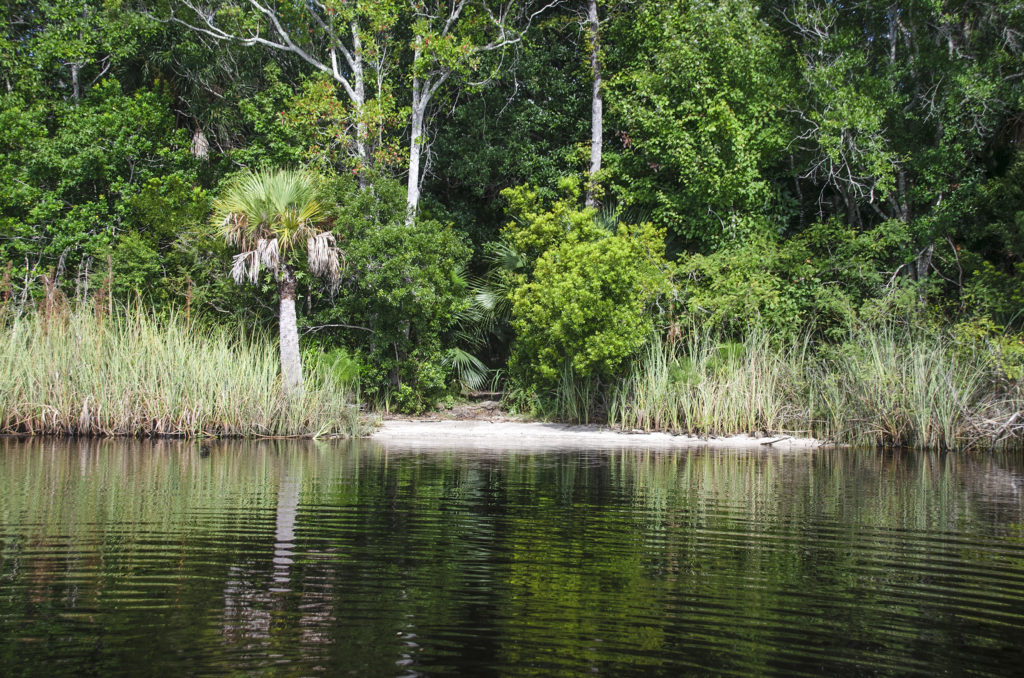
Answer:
[407,72,426,221]
[71,63,81,101]
[278,266,304,395]
[351,19,369,188]
[915,243,934,281]
[585,0,603,208]
[272,465,299,590]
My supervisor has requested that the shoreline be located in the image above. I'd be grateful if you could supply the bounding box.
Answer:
[0,419,824,449]
[370,419,822,451]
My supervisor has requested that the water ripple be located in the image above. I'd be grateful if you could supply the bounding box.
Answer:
[1,441,1023,676]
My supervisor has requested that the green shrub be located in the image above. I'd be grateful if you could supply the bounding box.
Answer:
[961,261,1024,325]
[304,346,361,391]
[295,174,474,412]
[676,220,913,338]
[499,178,603,269]
[509,221,672,392]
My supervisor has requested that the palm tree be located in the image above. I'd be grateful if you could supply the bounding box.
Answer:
[213,169,341,395]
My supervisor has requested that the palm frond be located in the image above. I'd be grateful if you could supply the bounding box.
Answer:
[307,232,343,292]
[473,286,501,313]
[231,250,261,285]
[215,168,339,287]
[487,240,527,273]
[256,238,279,270]
[595,203,620,233]
[221,213,251,250]
[445,348,490,391]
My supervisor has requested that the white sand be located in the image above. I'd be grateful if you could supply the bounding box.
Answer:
[370,419,821,451]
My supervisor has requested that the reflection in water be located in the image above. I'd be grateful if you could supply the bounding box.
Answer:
[221,459,304,653]
[0,438,1023,676]
[272,463,299,588]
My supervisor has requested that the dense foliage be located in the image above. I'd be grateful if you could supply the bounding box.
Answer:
[2,0,1023,430]
[501,183,672,393]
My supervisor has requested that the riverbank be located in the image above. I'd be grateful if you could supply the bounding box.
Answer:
[371,419,821,450]
[524,328,1024,452]
[5,306,1019,448]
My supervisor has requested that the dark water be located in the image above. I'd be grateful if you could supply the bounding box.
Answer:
[1,439,1023,677]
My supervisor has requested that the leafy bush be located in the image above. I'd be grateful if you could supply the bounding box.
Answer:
[304,346,361,391]
[510,220,672,391]
[961,261,1024,325]
[346,218,471,410]
[500,178,603,268]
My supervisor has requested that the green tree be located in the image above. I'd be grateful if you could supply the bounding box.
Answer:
[778,0,1024,287]
[158,0,553,216]
[605,0,794,250]
[423,8,590,244]
[0,79,202,302]
[160,0,403,178]
[300,173,473,411]
[510,221,671,390]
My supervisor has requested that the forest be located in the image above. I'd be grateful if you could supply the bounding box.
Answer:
[2,0,1023,448]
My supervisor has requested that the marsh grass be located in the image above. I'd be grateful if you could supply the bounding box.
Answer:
[811,326,986,448]
[548,364,602,425]
[0,306,360,438]
[609,329,808,436]
[601,324,1022,450]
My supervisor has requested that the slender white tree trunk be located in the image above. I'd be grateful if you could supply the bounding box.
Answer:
[278,266,303,395]
[405,31,425,225]
[351,19,369,187]
[585,0,602,208]
[407,56,426,222]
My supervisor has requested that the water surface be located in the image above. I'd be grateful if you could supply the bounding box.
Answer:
[1,439,1022,676]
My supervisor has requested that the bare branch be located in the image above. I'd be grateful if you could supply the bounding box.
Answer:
[301,323,373,335]
[158,1,359,102]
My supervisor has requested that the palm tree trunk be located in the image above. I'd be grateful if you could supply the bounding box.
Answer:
[278,266,303,395]
[272,462,299,590]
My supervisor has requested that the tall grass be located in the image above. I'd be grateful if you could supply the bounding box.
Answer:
[811,326,985,448]
[552,363,603,424]
[0,306,360,438]
[599,324,1022,450]
[609,329,809,437]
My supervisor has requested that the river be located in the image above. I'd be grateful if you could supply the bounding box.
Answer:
[1,438,1022,676]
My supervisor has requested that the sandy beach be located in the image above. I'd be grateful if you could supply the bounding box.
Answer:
[370,419,821,451]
